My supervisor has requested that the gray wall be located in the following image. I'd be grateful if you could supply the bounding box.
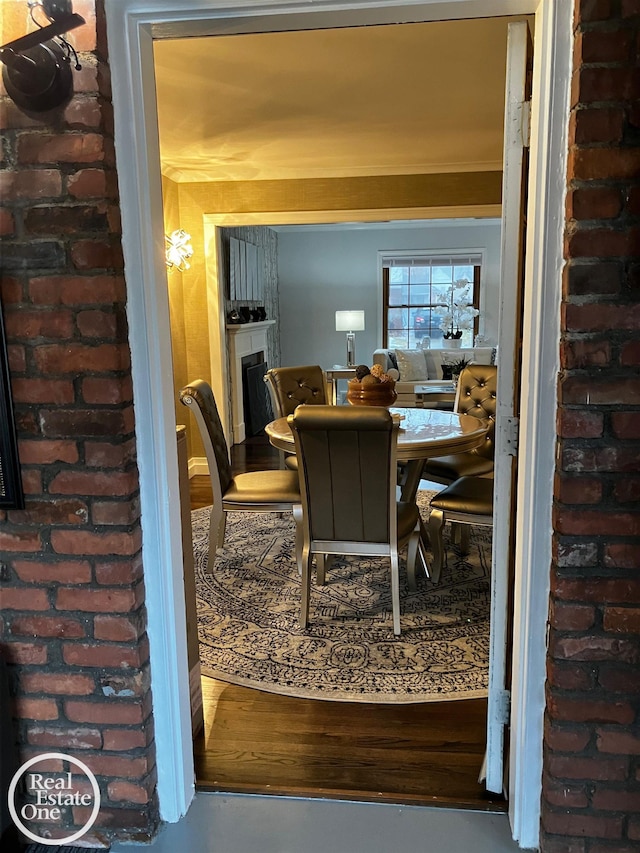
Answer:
[276,219,502,370]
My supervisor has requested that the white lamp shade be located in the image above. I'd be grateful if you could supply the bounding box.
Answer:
[335,310,365,332]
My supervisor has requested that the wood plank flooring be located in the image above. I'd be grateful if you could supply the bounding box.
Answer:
[189,436,505,811]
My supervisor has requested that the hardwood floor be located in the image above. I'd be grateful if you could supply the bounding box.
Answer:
[189,437,505,811]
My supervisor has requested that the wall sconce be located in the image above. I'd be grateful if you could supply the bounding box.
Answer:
[0,2,85,112]
[165,230,194,272]
[335,310,365,367]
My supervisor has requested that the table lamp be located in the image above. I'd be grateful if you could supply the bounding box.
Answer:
[335,310,365,367]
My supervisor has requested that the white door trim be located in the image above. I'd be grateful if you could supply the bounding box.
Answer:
[105,1,571,846]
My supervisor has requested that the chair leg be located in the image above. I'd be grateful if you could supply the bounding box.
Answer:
[405,522,421,591]
[207,505,226,572]
[427,508,445,584]
[316,554,326,586]
[292,505,303,577]
[390,548,401,636]
[300,544,312,629]
[459,525,471,555]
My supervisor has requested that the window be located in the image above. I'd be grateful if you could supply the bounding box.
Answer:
[382,253,481,349]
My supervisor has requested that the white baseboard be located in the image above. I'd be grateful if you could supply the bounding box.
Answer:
[188,457,209,478]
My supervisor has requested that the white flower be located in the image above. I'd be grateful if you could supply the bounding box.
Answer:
[436,279,480,333]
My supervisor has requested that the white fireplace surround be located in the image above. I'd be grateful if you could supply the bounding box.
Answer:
[227,320,275,443]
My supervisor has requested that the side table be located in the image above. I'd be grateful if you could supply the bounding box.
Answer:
[326,366,357,404]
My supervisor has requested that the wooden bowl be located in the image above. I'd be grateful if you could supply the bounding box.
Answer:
[346,379,398,407]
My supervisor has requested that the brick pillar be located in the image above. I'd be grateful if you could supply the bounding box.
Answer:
[541,1,640,851]
[0,0,158,844]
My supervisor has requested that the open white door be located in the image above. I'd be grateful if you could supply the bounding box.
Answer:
[484,20,532,795]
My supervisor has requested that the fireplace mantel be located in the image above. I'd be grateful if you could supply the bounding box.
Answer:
[226,321,275,443]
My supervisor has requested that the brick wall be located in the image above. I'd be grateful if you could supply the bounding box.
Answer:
[0,0,158,845]
[541,1,640,851]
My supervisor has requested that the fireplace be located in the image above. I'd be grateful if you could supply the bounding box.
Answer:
[226,320,275,443]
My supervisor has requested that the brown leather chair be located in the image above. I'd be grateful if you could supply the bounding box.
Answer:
[180,379,302,570]
[264,365,333,470]
[288,405,421,636]
[427,476,494,582]
[422,363,497,485]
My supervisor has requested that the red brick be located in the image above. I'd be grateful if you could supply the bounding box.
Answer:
[548,695,635,725]
[67,168,108,198]
[13,697,58,720]
[561,373,640,404]
[63,641,148,669]
[94,615,139,642]
[10,615,86,638]
[34,343,130,373]
[580,27,634,62]
[569,148,640,182]
[103,728,148,751]
[552,634,640,665]
[48,469,138,496]
[0,588,50,611]
[547,660,595,691]
[70,239,123,271]
[107,780,150,805]
[64,97,102,130]
[66,752,150,778]
[611,412,640,439]
[94,556,143,586]
[603,607,640,633]
[604,544,640,569]
[620,339,640,365]
[555,476,602,505]
[558,410,604,438]
[622,0,640,14]
[17,132,106,164]
[550,601,596,631]
[77,309,118,338]
[566,226,639,259]
[27,726,102,750]
[82,376,133,404]
[571,107,625,145]
[576,67,638,104]
[0,208,14,235]
[555,508,640,536]
[13,560,92,584]
[11,379,75,404]
[84,439,137,468]
[561,338,611,369]
[545,723,592,753]
[40,407,135,439]
[29,274,126,305]
[0,529,42,552]
[52,529,142,558]
[20,672,95,696]
[542,807,623,838]
[12,499,88,526]
[92,499,141,526]
[65,698,145,725]
[555,578,640,604]
[539,837,585,853]
[592,788,640,812]
[597,729,640,755]
[3,643,48,665]
[543,778,589,809]
[614,478,640,503]
[568,187,623,220]
[55,587,137,613]
[565,301,640,332]
[17,440,79,464]
[577,0,613,23]
[0,169,63,200]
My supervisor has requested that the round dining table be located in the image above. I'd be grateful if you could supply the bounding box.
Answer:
[265,406,490,584]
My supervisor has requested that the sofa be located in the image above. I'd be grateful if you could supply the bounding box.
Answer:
[372,345,497,407]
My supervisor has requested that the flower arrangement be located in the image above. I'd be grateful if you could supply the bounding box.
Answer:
[436,278,480,340]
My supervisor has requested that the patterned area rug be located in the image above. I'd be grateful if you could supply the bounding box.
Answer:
[194,490,491,703]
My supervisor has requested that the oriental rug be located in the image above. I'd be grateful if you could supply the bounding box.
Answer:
[193,490,491,703]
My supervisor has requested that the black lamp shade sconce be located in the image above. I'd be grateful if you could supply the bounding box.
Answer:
[0,1,85,112]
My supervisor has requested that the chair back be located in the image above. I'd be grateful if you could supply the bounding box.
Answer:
[264,365,329,418]
[289,405,398,545]
[179,380,232,505]
[454,364,497,460]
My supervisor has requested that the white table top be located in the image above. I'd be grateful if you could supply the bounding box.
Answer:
[265,406,489,462]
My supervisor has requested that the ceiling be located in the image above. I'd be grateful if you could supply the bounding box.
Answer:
[153,17,527,185]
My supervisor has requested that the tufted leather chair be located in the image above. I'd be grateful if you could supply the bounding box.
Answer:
[288,405,421,636]
[422,364,497,485]
[180,379,302,570]
[264,365,333,470]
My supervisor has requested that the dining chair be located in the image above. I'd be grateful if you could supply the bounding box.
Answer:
[427,476,494,582]
[179,379,302,571]
[264,365,334,470]
[288,405,421,636]
[422,363,497,485]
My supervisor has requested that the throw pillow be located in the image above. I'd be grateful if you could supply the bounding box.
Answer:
[394,349,428,382]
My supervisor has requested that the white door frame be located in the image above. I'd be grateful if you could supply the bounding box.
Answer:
[105,1,571,847]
